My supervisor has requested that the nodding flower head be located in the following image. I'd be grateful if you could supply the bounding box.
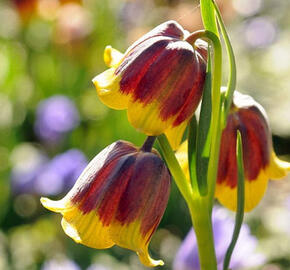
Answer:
[176,91,290,212]
[41,140,171,267]
[216,91,290,212]
[92,21,207,150]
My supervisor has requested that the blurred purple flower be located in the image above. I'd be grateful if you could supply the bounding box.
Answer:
[35,149,87,196]
[119,0,146,30]
[11,148,87,196]
[34,95,80,143]
[86,264,111,270]
[11,150,48,195]
[244,17,277,48]
[41,258,80,270]
[173,207,265,270]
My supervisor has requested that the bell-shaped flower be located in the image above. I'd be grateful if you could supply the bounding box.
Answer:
[176,91,290,212]
[40,140,171,267]
[92,21,207,149]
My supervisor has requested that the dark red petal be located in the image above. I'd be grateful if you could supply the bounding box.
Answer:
[115,152,171,237]
[125,20,184,54]
[238,107,270,180]
[130,42,185,104]
[217,114,238,188]
[72,141,137,213]
[140,164,171,239]
[217,103,271,188]
[97,154,137,226]
[171,53,206,125]
[156,43,200,120]
[117,38,172,95]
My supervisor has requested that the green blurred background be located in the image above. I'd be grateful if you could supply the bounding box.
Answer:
[1,0,290,269]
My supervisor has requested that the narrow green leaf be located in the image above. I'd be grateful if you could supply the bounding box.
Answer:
[212,0,237,124]
[223,131,245,270]
[195,54,212,196]
[200,0,218,35]
[188,115,198,190]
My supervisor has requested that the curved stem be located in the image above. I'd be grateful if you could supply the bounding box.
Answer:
[141,136,156,152]
[223,132,245,270]
[157,135,194,203]
[157,134,217,270]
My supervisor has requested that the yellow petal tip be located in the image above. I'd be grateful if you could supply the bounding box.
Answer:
[268,151,290,180]
[137,250,164,267]
[61,217,82,243]
[40,197,66,213]
[104,45,124,68]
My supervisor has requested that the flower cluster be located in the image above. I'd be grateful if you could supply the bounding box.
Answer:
[41,20,207,267]
[41,18,290,268]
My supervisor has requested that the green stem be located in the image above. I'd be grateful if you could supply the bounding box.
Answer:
[189,197,217,270]
[223,132,245,270]
[157,134,195,202]
[157,135,217,270]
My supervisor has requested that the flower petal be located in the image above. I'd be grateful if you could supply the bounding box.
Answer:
[165,121,187,150]
[104,46,124,68]
[108,220,164,267]
[215,171,268,212]
[40,197,115,248]
[92,68,129,110]
[108,152,170,267]
[267,151,290,179]
[127,100,173,135]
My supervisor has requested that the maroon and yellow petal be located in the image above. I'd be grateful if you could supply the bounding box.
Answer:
[117,37,173,96]
[108,220,164,267]
[41,141,137,248]
[41,140,170,267]
[108,152,170,267]
[125,40,205,136]
[40,197,115,249]
[215,171,269,212]
[92,68,129,110]
[127,100,174,135]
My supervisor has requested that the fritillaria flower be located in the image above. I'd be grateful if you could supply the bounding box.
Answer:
[173,207,265,270]
[92,21,207,149]
[216,91,290,211]
[176,91,290,212]
[41,140,171,267]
